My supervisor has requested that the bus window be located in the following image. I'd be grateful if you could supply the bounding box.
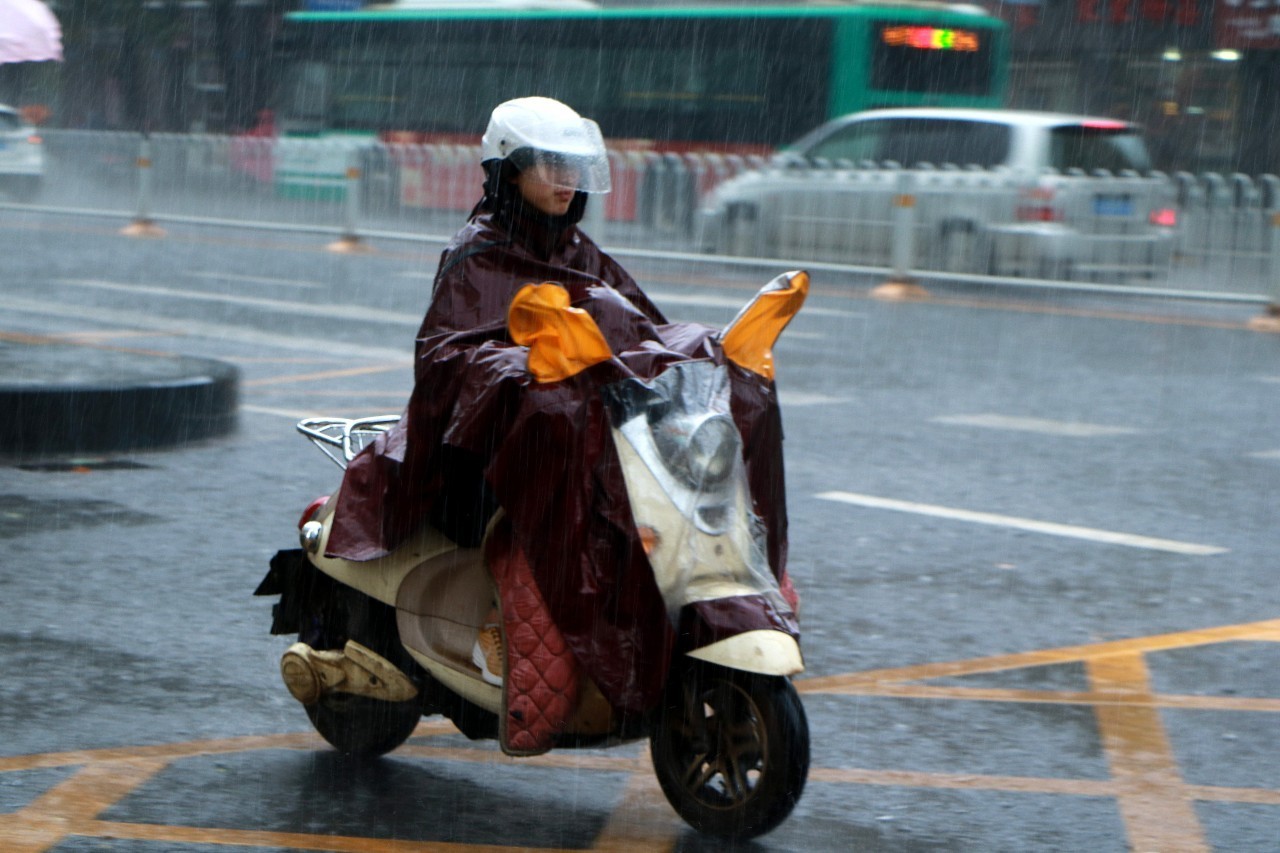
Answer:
[278,61,331,130]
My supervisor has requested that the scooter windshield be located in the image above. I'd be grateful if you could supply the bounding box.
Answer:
[602,360,787,623]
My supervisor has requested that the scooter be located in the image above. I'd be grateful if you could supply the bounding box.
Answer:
[255,271,811,839]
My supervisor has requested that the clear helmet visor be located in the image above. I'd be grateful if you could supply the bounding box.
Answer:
[519,149,612,195]
[508,118,611,194]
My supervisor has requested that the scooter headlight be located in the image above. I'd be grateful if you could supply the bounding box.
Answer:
[680,414,740,489]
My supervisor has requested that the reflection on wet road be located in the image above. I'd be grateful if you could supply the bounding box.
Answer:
[3,622,1278,852]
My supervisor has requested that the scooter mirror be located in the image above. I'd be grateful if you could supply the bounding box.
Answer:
[508,282,614,383]
[718,270,809,380]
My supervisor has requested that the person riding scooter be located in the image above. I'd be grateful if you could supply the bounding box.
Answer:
[321,96,798,743]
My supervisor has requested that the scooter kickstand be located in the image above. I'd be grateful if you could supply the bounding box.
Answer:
[280,640,418,705]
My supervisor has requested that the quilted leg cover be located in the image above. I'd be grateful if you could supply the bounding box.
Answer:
[486,524,582,756]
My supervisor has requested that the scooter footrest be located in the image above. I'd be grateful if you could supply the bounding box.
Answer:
[279,641,418,705]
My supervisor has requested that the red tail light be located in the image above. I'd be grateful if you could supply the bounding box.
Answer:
[1017,205,1064,222]
[1016,187,1062,222]
[298,495,330,529]
[1149,208,1177,227]
[27,134,41,145]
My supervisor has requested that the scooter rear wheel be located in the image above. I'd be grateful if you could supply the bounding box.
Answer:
[305,693,422,757]
[299,586,422,757]
[650,662,810,839]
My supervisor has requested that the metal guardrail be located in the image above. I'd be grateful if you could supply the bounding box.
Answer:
[23,130,1280,308]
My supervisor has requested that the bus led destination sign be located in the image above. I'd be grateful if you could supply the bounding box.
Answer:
[880,25,980,51]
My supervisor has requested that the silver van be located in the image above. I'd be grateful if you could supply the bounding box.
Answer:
[697,108,1176,280]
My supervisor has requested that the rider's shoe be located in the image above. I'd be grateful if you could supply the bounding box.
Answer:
[472,623,503,686]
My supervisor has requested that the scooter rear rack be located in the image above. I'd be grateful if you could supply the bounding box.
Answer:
[297,415,401,469]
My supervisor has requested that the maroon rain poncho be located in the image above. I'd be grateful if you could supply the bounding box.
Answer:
[325,201,793,714]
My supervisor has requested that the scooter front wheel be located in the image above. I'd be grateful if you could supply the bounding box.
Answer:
[650,662,810,839]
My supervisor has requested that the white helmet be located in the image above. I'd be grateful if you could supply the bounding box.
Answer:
[481,96,611,194]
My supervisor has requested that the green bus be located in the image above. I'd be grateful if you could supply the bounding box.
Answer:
[262,1,1009,207]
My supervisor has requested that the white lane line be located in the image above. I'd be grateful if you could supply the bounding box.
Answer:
[56,278,421,327]
[814,491,1228,556]
[241,404,326,421]
[1255,376,1280,384]
[1249,450,1280,460]
[188,271,320,288]
[933,413,1142,438]
[778,391,850,407]
[242,404,394,422]
[0,294,412,362]
[279,389,409,398]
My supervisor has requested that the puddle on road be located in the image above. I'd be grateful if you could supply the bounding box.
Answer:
[0,494,159,538]
[15,458,153,473]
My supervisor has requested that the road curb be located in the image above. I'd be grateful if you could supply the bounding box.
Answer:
[0,340,239,458]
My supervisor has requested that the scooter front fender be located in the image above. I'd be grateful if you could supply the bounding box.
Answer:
[687,629,804,677]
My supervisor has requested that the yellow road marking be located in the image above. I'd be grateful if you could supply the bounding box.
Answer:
[0,758,166,853]
[265,388,411,398]
[0,731,326,773]
[396,744,643,773]
[240,403,332,421]
[1190,785,1280,805]
[809,766,1119,796]
[2,623,1277,851]
[1088,653,1208,852]
[0,217,442,262]
[243,362,406,388]
[814,682,1280,712]
[809,768,1280,805]
[44,330,171,344]
[794,620,1280,853]
[232,356,341,365]
[76,820,561,852]
[591,755,683,852]
[0,329,172,357]
[797,618,1280,693]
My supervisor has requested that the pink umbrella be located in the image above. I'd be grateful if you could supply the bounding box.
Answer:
[0,0,62,64]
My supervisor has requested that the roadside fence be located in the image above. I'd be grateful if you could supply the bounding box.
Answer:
[26,130,1280,308]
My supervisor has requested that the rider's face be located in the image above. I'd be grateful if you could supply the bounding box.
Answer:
[514,167,578,216]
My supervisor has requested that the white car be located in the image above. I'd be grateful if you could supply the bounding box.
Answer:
[0,105,43,202]
[698,108,1176,280]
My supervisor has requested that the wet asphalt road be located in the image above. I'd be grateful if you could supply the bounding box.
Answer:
[0,211,1278,852]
